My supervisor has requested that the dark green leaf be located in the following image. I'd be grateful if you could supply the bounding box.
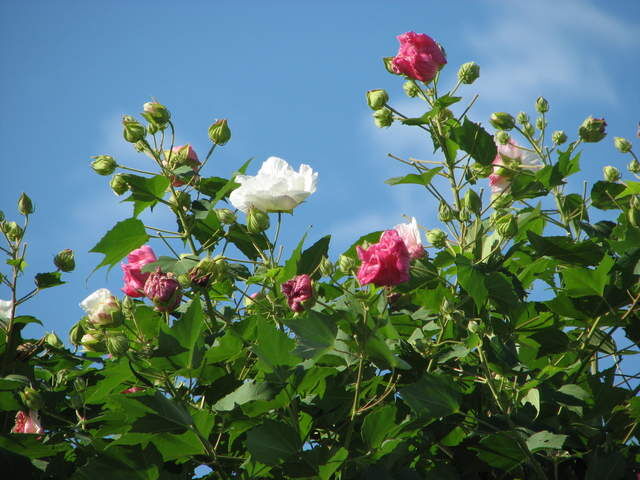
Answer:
[298,235,331,278]
[591,181,627,210]
[527,231,603,265]
[214,381,274,411]
[456,256,488,311]
[475,432,525,471]
[399,374,461,418]
[362,405,398,449]
[451,118,496,165]
[34,271,64,289]
[287,310,337,360]
[247,419,301,465]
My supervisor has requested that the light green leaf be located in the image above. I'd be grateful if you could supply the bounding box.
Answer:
[214,381,274,411]
[526,431,567,452]
[385,167,442,187]
[90,217,149,272]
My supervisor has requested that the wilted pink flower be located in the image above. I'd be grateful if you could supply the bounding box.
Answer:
[11,410,43,434]
[391,32,447,83]
[121,245,157,297]
[166,144,200,187]
[120,386,144,394]
[489,139,542,195]
[143,268,181,312]
[356,230,410,287]
[394,217,424,260]
[281,274,314,313]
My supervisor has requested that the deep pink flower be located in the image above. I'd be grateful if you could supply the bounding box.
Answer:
[11,410,43,434]
[356,230,410,287]
[281,274,314,313]
[391,32,447,83]
[143,268,181,312]
[121,245,157,297]
[167,144,200,187]
[121,386,144,394]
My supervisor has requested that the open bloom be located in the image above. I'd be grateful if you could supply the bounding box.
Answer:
[229,156,318,213]
[488,140,542,195]
[356,230,410,287]
[391,32,446,83]
[394,217,424,260]
[79,288,122,327]
[143,268,181,312]
[121,245,157,297]
[281,274,314,313]
[11,410,43,434]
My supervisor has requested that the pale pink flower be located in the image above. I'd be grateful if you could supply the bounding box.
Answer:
[11,410,43,434]
[394,217,424,260]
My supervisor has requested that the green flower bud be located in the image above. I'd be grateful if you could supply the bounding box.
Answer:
[535,116,546,131]
[522,122,535,137]
[142,101,170,126]
[373,107,393,128]
[169,191,191,210]
[80,331,105,352]
[247,207,270,234]
[366,89,389,110]
[69,322,85,346]
[106,334,129,357]
[319,256,334,277]
[458,208,471,222]
[492,194,512,209]
[614,137,632,154]
[214,208,236,225]
[489,112,515,131]
[516,111,529,125]
[190,255,226,288]
[628,207,640,228]
[495,131,510,145]
[427,229,447,248]
[457,61,480,84]
[44,332,64,349]
[54,249,75,272]
[603,165,621,182]
[628,159,640,174]
[110,174,129,196]
[122,115,146,143]
[496,214,518,238]
[18,193,34,215]
[177,274,190,289]
[337,254,356,274]
[552,130,567,145]
[20,387,44,411]
[208,119,231,146]
[578,116,607,143]
[472,163,493,179]
[5,221,23,242]
[535,96,549,114]
[403,80,419,98]
[438,202,455,222]
[463,189,482,214]
[91,155,117,176]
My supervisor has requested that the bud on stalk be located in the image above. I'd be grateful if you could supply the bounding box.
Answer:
[54,249,75,272]
[373,108,393,128]
[107,334,130,357]
[603,166,621,182]
[495,131,510,145]
[122,115,146,143]
[91,155,117,176]
[427,229,447,248]
[535,96,549,114]
[615,137,632,154]
[457,62,480,85]
[489,112,515,131]
[247,207,270,234]
[366,89,389,110]
[628,159,640,174]
[552,130,567,145]
[337,254,356,274]
[20,387,44,411]
[438,202,455,222]
[142,101,170,127]
[110,174,129,196]
[214,208,236,225]
[208,119,231,146]
[496,214,518,238]
[403,80,419,98]
[578,116,607,143]
[463,189,482,215]
[18,193,34,215]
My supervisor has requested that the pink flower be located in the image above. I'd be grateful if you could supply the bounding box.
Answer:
[121,386,144,394]
[11,410,43,434]
[391,32,447,83]
[394,217,424,260]
[281,274,314,313]
[121,245,157,297]
[356,230,410,287]
[143,268,181,312]
[489,139,542,195]
[166,144,201,187]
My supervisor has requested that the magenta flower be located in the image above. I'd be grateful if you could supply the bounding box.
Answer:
[11,410,43,434]
[143,268,181,312]
[121,245,157,297]
[391,32,447,83]
[281,274,314,313]
[356,230,410,287]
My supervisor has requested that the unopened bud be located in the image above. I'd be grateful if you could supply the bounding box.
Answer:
[535,96,549,114]
[106,334,129,357]
[319,256,334,277]
[489,112,515,131]
[20,387,44,410]
[552,130,567,145]
[403,80,419,98]
[438,202,455,222]
[516,112,529,125]
[45,332,64,349]
[373,108,393,128]
[522,122,534,137]
[427,229,447,248]
[215,208,236,225]
[110,174,129,196]
[628,159,640,174]
[366,89,389,110]
[80,331,105,352]
[208,119,231,146]
[5,221,23,242]
[18,193,34,215]
[190,256,226,288]
[578,116,607,143]
[143,269,182,312]
[472,163,493,179]
[603,166,621,182]
[493,195,512,209]
[54,249,75,272]
[69,322,85,346]
[142,101,170,126]
[614,137,632,154]
[496,214,518,238]
[247,207,270,234]
[495,131,510,145]
[535,117,546,131]
[457,61,480,84]
[338,254,356,274]
[122,115,146,143]
[91,155,117,176]
[463,189,482,214]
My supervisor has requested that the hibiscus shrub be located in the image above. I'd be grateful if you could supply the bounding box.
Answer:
[2,32,640,479]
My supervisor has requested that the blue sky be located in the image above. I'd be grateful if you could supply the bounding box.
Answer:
[1,0,639,339]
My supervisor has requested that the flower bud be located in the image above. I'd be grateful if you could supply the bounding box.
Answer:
[535,117,546,131]
[628,207,640,228]
[472,163,493,179]
[247,207,270,234]
[143,268,181,312]
[366,89,389,110]
[489,112,515,131]
[496,214,518,238]
[122,115,146,143]
[91,155,117,176]
[522,122,535,137]
[20,387,44,411]
[44,332,64,349]
[403,80,419,98]
[319,256,334,277]
[80,331,105,352]
[110,174,129,196]
[54,249,75,272]
[492,194,512,209]
[463,189,482,214]
[142,101,170,126]
[516,112,529,125]
[106,334,129,357]
[614,137,632,154]
[69,322,85,346]
[603,165,621,183]
[189,256,225,288]
[5,221,23,242]
[457,61,480,84]
[18,193,34,215]
[281,274,314,313]
[535,96,549,114]
[495,131,510,145]
[427,229,447,248]
[628,159,640,174]
[552,130,567,145]
[438,202,455,222]
[338,254,356,274]
[169,191,191,210]
[208,119,231,146]
[214,208,236,225]
[373,108,393,128]
[578,116,607,143]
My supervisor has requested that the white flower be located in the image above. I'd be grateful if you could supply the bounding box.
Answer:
[79,288,114,314]
[229,156,318,213]
[0,299,13,321]
[394,217,424,260]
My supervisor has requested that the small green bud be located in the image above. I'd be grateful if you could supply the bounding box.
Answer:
[177,274,190,289]
[106,334,129,357]
[366,89,389,110]
[80,331,105,352]
[208,119,231,146]
[69,322,85,346]
[472,163,493,179]
[190,255,226,288]
[628,207,640,228]
[17,193,34,215]
[578,116,607,143]
[5,221,23,241]
[631,196,640,210]
[110,174,129,196]
[516,111,529,125]
[20,387,44,410]
[492,194,512,209]
[489,112,515,131]
[458,208,471,222]
[246,207,270,234]
[319,256,334,277]
[496,214,518,238]
[90,155,117,176]
[427,229,447,248]
[146,121,158,135]
[214,208,236,225]
[45,332,64,349]
[457,61,480,85]
[535,96,549,114]
[403,80,419,98]
[628,159,640,174]
[373,107,393,128]
[522,122,535,137]
[337,254,356,274]
[614,137,632,154]
[438,202,455,222]
[142,101,170,126]
[54,249,75,272]
[603,165,621,182]
[122,115,146,143]
[535,116,546,131]
[169,191,191,210]
[463,189,482,214]
[552,130,567,145]
[495,131,510,145]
